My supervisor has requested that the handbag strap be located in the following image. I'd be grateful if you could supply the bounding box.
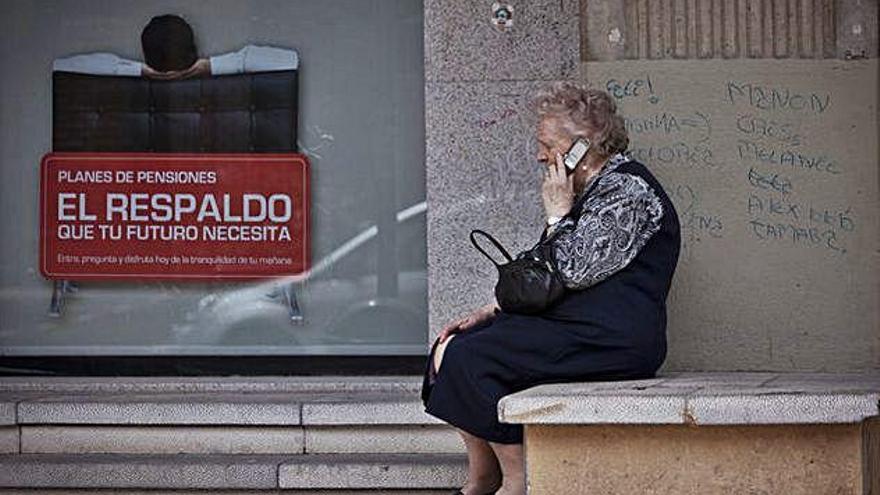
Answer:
[470,229,514,267]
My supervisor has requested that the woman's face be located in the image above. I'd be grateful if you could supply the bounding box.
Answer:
[536,116,578,169]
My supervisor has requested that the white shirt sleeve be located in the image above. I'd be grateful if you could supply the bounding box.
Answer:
[209,45,299,75]
[53,53,142,76]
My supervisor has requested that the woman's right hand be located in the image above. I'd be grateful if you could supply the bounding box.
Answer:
[437,302,499,344]
[541,152,575,218]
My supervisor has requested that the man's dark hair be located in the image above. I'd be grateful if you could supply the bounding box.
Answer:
[141,14,198,72]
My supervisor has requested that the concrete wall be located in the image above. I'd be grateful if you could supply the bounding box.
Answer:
[424,0,878,371]
[581,0,879,61]
[424,0,580,340]
[583,58,879,371]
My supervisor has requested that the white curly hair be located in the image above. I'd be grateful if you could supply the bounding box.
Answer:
[533,82,629,156]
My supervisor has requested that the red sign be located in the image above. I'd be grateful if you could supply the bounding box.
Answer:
[40,153,310,280]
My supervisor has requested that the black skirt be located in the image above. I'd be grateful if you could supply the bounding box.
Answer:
[420,310,662,444]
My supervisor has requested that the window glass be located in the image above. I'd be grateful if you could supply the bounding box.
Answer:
[0,0,426,357]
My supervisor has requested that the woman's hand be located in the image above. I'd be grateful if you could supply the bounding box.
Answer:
[437,302,499,344]
[541,152,575,218]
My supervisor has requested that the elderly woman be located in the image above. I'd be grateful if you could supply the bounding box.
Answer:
[420,82,681,495]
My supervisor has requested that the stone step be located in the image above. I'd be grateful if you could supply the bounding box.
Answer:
[0,491,454,494]
[0,386,465,455]
[17,424,463,455]
[0,452,467,490]
[0,491,453,494]
[0,375,425,395]
[7,390,437,426]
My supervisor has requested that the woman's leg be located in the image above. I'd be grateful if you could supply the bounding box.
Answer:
[457,428,503,495]
[432,336,502,494]
[489,441,525,495]
[432,334,454,378]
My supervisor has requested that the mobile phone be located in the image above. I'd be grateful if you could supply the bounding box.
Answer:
[563,137,591,174]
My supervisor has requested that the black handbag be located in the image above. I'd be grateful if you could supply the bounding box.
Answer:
[469,229,565,315]
[468,173,604,314]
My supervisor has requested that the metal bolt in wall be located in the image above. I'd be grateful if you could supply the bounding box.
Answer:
[491,2,514,31]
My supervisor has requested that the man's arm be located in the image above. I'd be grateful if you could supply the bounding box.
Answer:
[55,45,300,80]
[53,53,142,76]
[209,45,299,75]
[132,45,299,80]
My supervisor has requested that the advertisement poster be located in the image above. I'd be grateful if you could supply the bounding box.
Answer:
[41,153,310,280]
[0,2,427,359]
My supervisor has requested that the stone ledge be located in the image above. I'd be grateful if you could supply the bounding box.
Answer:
[498,372,880,425]
[0,453,467,490]
[0,491,454,495]
[12,391,441,426]
[302,394,441,425]
[304,425,463,454]
[0,376,424,394]
[0,426,18,454]
[278,453,466,489]
[0,453,283,489]
[0,401,15,425]
[16,393,304,425]
[20,425,306,454]
[19,424,462,455]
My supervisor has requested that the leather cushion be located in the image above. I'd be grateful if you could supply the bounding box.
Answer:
[53,70,298,152]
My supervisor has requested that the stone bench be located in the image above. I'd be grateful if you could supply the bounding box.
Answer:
[498,372,880,495]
